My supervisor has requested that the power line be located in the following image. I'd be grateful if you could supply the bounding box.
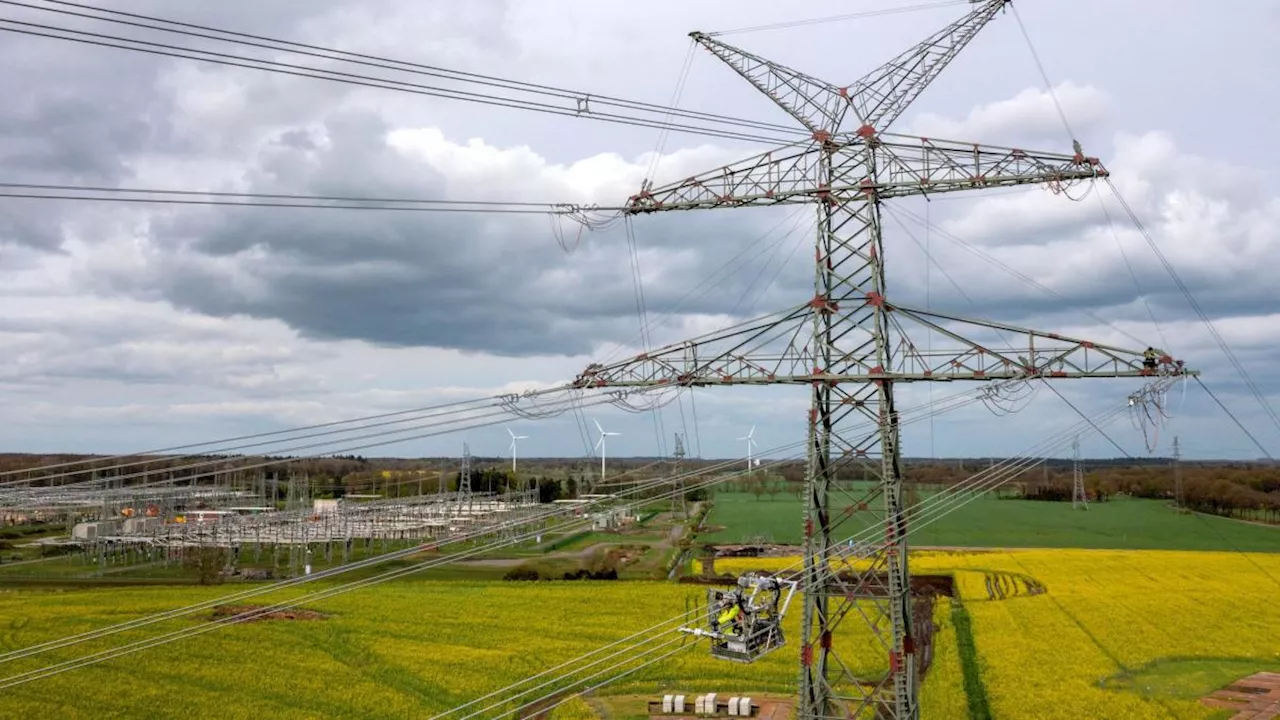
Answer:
[20,0,802,137]
[707,0,968,36]
[0,11,804,146]
[0,182,612,215]
[1193,376,1274,461]
[1105,180,1280,445]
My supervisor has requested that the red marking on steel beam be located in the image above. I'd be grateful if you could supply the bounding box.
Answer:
[856,449,868,458]
[860,178,877,198]
[802,644,814,666]
[1074,152,1085,164]
[719,194,735,203]
[857,124,876,138]
[904,636,915,654]
[973,370,986,378]
[765,189,775,198]
[1082,341,1095,349]
[809,295,840,313]
[869,365,885,375]
[839,87,849,98]
[841,505,855,517]
[1159,354,1174,364]
[805,518,813,537]
[923,370,933,377]
[1001,358,1011,366]
[815,185,831,200]
[721,374,733,382]
[821,631,833,649]
[813,129,832,143]
[865,292,885,307]
[809,409,818,424]
[858,502,868,511]
[657,378,669,384]
[1012,149,1026,158]
[1051,370,1067,377]
[594,380,607,387]
[767,373,776,381]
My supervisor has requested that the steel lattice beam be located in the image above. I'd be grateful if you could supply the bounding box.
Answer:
[625,134,1104,213]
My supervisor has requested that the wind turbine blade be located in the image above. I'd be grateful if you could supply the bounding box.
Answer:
[594,435,604,450]
[748,425,756,439]
[508,427,516,439]
[594,418,604,435]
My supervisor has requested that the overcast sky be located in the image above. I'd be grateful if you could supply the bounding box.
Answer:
[1,0,1277,463]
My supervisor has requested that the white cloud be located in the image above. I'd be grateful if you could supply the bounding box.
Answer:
[907,81,1107,142]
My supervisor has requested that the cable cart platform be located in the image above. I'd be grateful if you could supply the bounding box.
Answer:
[680,573,798,663]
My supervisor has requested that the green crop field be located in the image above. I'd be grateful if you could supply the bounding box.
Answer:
[699,491,1280,551]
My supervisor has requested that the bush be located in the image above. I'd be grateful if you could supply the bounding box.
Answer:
[503,565,542,581]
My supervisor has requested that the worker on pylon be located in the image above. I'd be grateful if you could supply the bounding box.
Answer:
[1142,346,1157,372]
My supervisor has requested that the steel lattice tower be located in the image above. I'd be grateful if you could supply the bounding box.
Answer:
[458,442,473,518]
[1172,435,1183,508]
[571,2,1195,716]
[1072,435,1088,509]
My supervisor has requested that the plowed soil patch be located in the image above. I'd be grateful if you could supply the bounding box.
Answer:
[1202,672,1280,719]
[209,604,329,622]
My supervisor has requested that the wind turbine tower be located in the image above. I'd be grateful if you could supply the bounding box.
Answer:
[737,425,759,474]
[593,419,620,485]
[507,427,528,474]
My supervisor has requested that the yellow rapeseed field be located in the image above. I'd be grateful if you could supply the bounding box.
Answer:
[2,548,1276,718]
[714,548,1280,719]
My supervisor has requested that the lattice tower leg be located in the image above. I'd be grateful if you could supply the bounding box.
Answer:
[797,146,916,720]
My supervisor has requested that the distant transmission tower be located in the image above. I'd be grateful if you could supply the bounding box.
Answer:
[1072,436,1088,510]
[458,442,473,518]
[1172,436,1183,508]
[673,432,687,518]
[570,2,1195,716]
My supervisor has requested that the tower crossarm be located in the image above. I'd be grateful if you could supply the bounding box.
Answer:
[884,304,1200,381]
[852,133,1107,199]
[689,31,852,136]
[623,135,1104,214]
[848,0,1011,131]
[570,301,1198,388]
[625,140,825,213]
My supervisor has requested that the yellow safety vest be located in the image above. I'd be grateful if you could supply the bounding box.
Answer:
[718,605,741,634]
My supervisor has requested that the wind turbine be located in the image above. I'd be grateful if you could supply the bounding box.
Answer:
[737,425,758,473]
[593,419,620,483]
[507,427,528,474]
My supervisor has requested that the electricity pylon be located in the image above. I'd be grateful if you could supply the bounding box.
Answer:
[1172,435,1183,508]
[571,2,1196,717]
[673,431,688,518]
[1072,435,1088,509]
[457,442,472,519]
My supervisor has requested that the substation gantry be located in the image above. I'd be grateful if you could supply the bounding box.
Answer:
[570,1,1198,717]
